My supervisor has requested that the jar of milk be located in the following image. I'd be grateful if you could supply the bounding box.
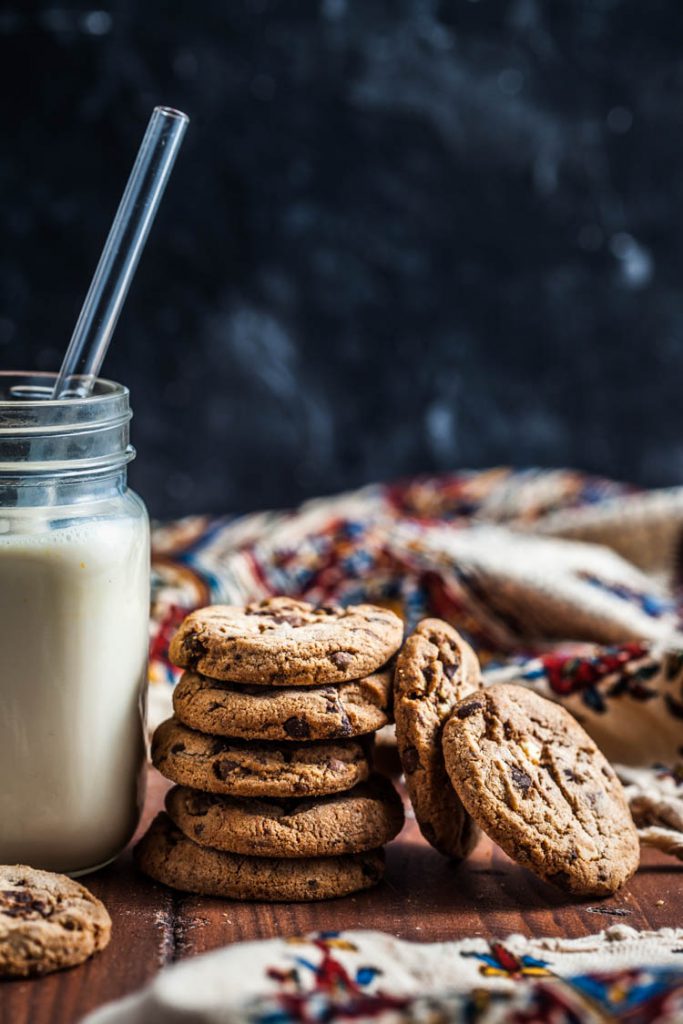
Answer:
[0,372,150,875]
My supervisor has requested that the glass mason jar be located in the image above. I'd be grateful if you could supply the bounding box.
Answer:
[0,373,150,875]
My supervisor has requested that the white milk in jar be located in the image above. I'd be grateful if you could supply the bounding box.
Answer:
[0,374,150,874]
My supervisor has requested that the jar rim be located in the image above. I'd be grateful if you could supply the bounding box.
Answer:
[0,372,128,408]
[0,373,134,483]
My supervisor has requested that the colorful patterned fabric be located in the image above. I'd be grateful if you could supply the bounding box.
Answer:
[150,468,683,681]
[150,471,682,729]
[84,927,683,1023]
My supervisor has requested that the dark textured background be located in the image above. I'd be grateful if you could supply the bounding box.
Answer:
[1,0,682,517]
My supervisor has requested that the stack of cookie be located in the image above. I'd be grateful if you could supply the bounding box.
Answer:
[136,597,405,902]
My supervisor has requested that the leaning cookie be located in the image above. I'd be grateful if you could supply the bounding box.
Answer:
[394,618,482,858]
[442,684,640,896]
[166,774,404,857]
[135,813,385,901]
[173,668,393,741]
[0,865,111,978]
[168,597,404,686]
[152,718,372,798]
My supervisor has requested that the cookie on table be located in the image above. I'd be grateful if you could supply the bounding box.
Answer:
[172,668,393,741]
[168,597,404,686]
[152,718,372,798]
[0,865,111,978]
[394,618,482,858]
[442,684,640,896]
[166,774,404,857]
[135,813,385,901]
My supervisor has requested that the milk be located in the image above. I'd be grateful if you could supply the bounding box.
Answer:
[0,509,150,873]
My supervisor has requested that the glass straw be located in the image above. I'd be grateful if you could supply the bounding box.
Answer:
[52,106,189,399]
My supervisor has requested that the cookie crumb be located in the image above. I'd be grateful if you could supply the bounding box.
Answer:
[586,906,632,917]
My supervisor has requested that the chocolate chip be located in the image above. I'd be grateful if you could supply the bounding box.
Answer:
[207,702,225,712]
[284,716,311,739]
[402,746,421,774]
[187,636,207,660]
[329,651,352,670]
[0,890,52,919]
[443,663,457,679]
[170,743,186,755]
[503,721,514,740]
[336,709,353,736]
[194,824,205,836]
[271,613,306,627]
[247,602,307,626]
[423,666,435,683]
[456,700,484,719]
[213,759,241,780]
[563,769,578,782]
[510,766,532,793]
[306,878,319,889]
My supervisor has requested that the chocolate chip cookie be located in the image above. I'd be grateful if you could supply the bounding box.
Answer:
[135,813,385,901]
[394,618,482,858]
[152,718,372,797]
[0,865,111,977]
[172,669,393,741]
[442,684,640,896]
[168,597,403,686]
[166,774,404,857]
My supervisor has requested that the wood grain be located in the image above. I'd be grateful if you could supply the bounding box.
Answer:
[1,768,680,1024]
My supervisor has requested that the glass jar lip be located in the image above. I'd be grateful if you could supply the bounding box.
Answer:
[0,372,132,437]
[0,372,128,408]
[0,373,135,483]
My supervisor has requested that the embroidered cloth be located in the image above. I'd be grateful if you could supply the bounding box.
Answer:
[84,927,683,1023]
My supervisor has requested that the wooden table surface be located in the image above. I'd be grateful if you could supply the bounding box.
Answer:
[2,767,680,1024]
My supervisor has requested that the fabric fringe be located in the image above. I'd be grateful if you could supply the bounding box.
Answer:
[618,764,683,863]
[638,825,683,861]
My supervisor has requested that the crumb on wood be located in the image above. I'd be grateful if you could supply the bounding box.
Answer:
[586,906,632,917]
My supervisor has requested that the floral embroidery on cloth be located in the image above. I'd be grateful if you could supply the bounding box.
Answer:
[83,928,683,1023]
